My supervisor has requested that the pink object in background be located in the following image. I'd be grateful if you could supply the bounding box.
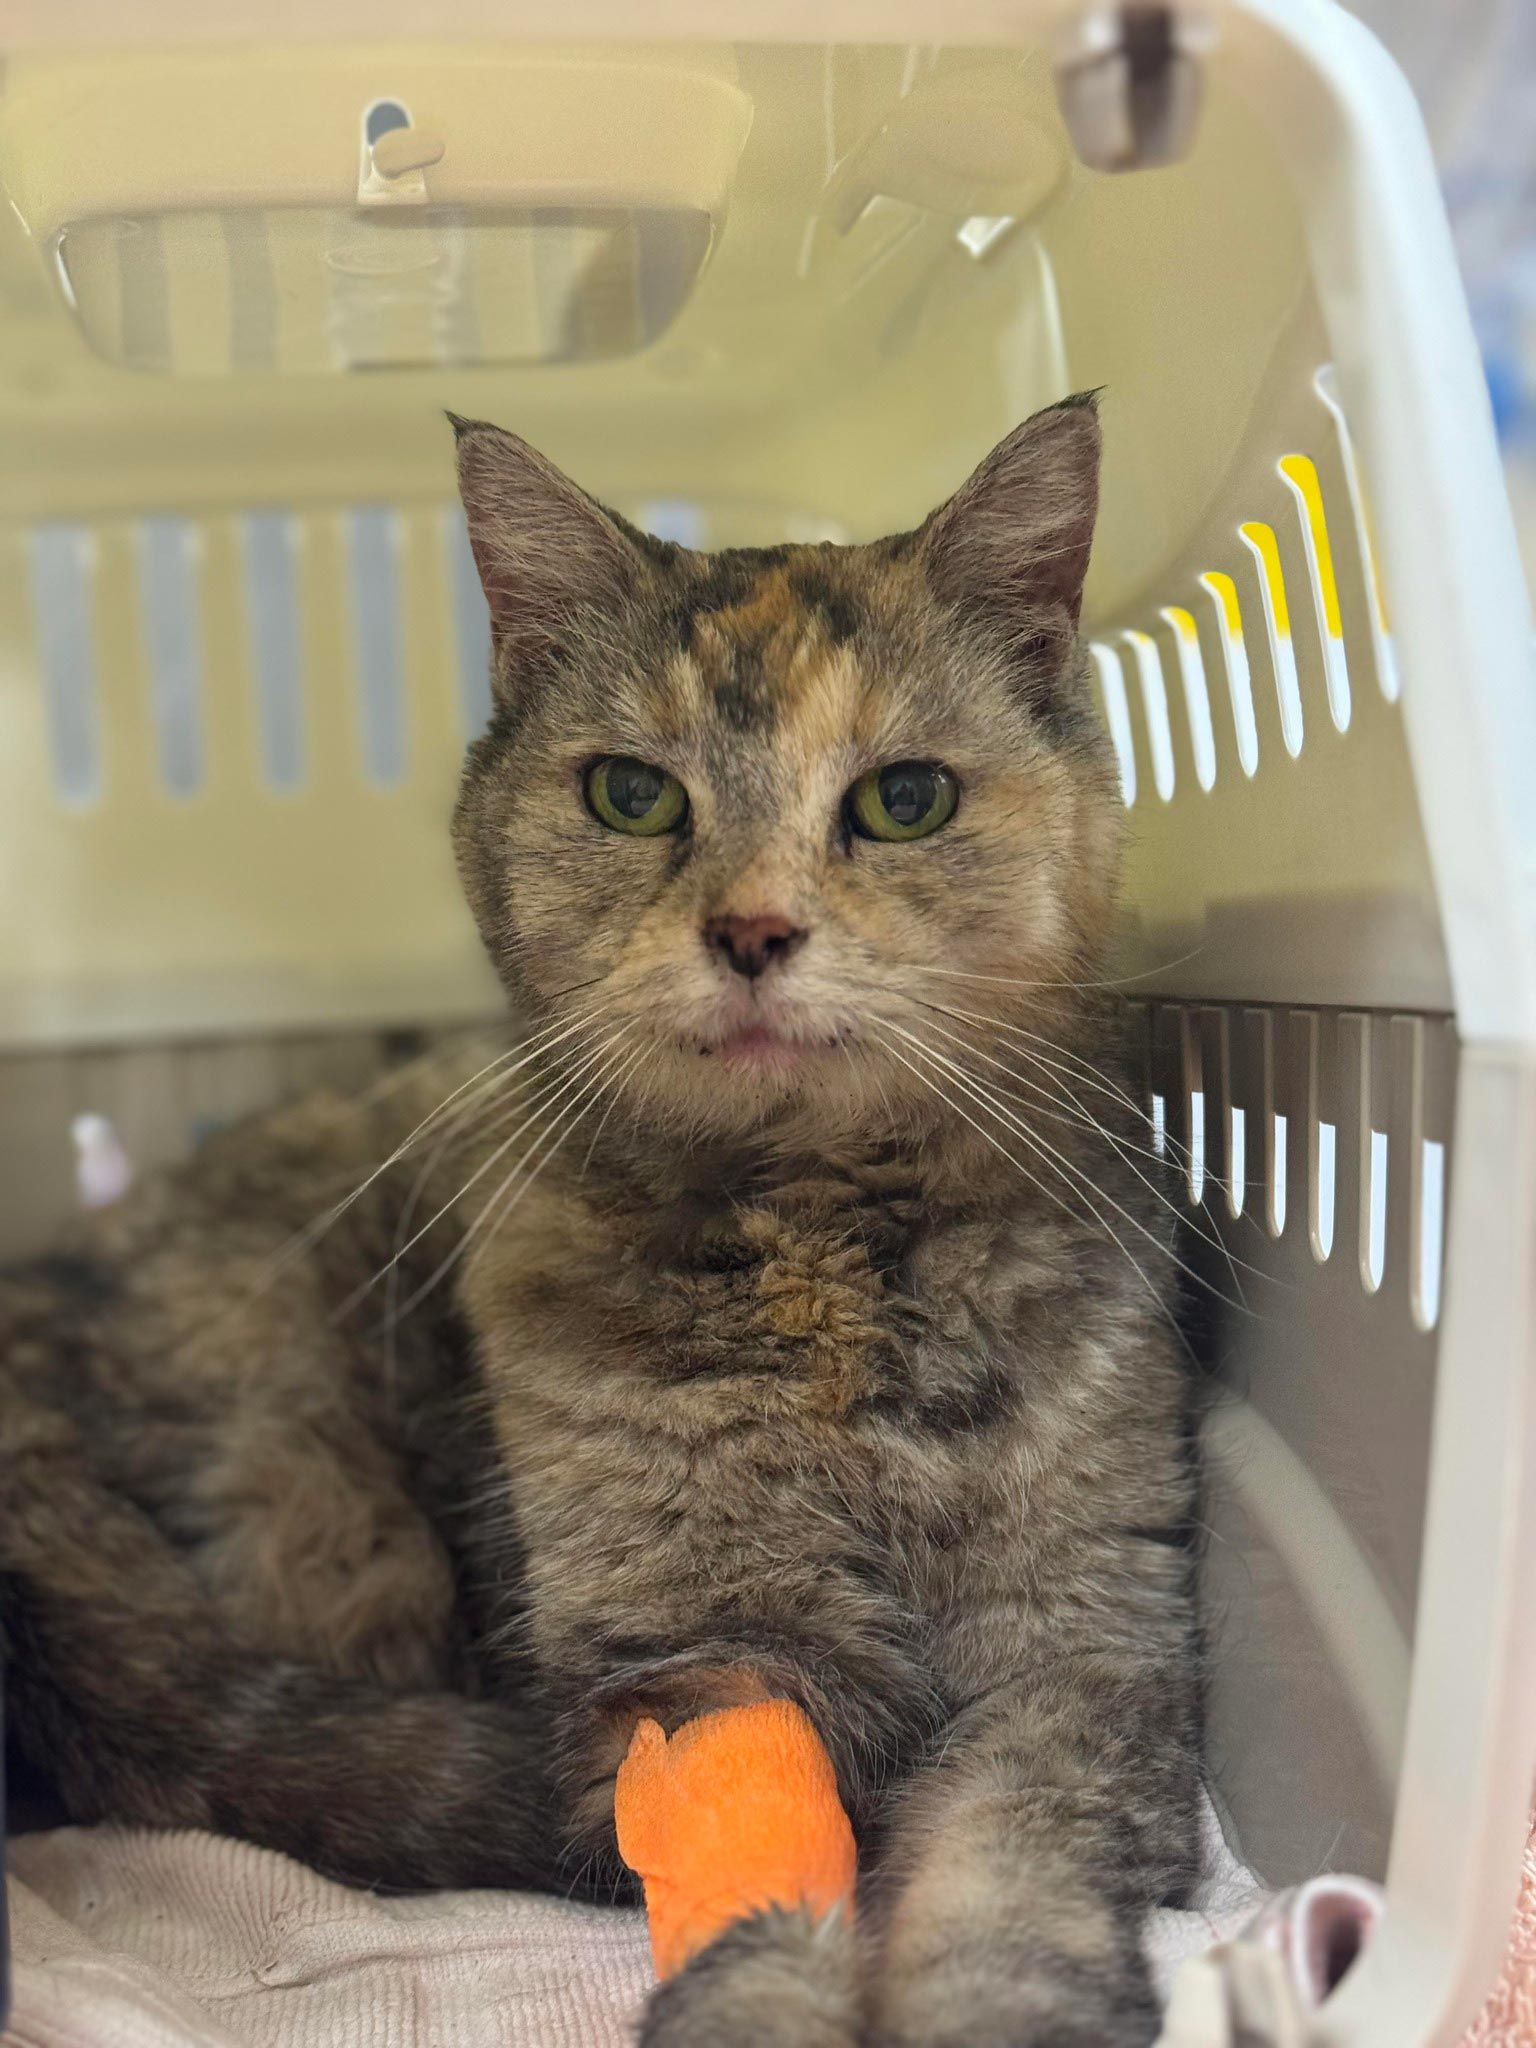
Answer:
[70,1112,133,1208]
[1246,1875,1384,2008]
[1460,1799,1536,2047]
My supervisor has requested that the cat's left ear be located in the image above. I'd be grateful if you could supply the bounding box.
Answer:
[917,393,1101,677]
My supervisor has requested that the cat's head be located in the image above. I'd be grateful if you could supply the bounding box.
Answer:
[451,400,1121,1144]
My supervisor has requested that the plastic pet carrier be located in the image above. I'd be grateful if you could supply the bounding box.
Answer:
[0,3,1533,2044]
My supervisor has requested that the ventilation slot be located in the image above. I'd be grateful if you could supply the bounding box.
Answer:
[1239,520,1304,757]
[242,512,306,793]
[1150,1091,1167,1157]
[1090,641,1136,805]
[30,525,102,807]
[346,508,409,789]
[1198,571,1258,776]
[1279,453,1351,732]
[445,509,494,740]
[1364,1128,1389,1293]
[1414,1138,1446,1330]
[138,517,205,798]
[1121,631,1175,800]
[1142,1000,1454,1320]
[1187,1086,1207,1205]
[1159,607,1217,790]
[1313,365,1400,700]
[1227,1104,1246,1218]
[1270,1112,1288,1238]
[1312,1118,1338,1262]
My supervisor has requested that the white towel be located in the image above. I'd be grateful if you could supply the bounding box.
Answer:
[2,1794,1328,2048]
[5,1828,652,2048]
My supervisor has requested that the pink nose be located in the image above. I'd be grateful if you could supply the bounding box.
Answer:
[703,912,809,980]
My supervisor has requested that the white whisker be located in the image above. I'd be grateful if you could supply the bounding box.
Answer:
[177,1010,621,1358]
[379,1062,553,1392]
[907,948,1208,996]
[903,1007,1261,1301]
[871,1026,1195,1359]
[580,1038,653,1175]
[387,1028,643,1325]
[882,1018,1247,1320]
[870,1027,1132,1259]
[915,995,1181,1147]
[458,1032,644,1283]
[330,1024,629,1324]
[254,1005,613,1289]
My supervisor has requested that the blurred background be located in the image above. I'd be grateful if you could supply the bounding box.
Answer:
[1349,0,1536,598]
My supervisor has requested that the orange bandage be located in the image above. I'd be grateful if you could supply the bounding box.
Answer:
[613,1697,858,1980]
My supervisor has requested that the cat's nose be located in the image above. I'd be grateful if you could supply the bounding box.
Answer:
[703,912,809,980]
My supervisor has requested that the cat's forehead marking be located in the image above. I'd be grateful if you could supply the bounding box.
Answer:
[668,551,869,742]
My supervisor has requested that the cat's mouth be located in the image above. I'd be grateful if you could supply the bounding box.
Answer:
[684,1019,847,1075]
[709,1025,816,1073]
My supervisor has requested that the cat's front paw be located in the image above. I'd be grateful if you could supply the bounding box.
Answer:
[638,1907,861,2048]
[869,1954,1160,2048]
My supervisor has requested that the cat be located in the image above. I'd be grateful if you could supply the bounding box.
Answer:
[0,395,1201,2047]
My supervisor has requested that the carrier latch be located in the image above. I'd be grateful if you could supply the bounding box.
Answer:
[357,97,446,208]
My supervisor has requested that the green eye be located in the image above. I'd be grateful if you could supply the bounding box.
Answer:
[848,761,959,842]
[586,756,689,836]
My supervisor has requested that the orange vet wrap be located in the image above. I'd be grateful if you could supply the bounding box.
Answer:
[613,1697,857,1980]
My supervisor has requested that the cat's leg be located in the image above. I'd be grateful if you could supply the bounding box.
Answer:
[184,1389,462,1690]
[0,1394,559,1892]
[638,1906,863,2048]
[865,1669,1201,2048]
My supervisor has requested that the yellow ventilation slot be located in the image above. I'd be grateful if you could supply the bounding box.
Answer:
[1238,519,1304,757]
[1279,453,1351,732]
[1197,570,1258,776]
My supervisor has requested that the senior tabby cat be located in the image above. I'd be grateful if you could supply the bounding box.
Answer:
[1,396,1200,2046]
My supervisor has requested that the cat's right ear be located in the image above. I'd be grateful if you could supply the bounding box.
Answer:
[450,415,644,697]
